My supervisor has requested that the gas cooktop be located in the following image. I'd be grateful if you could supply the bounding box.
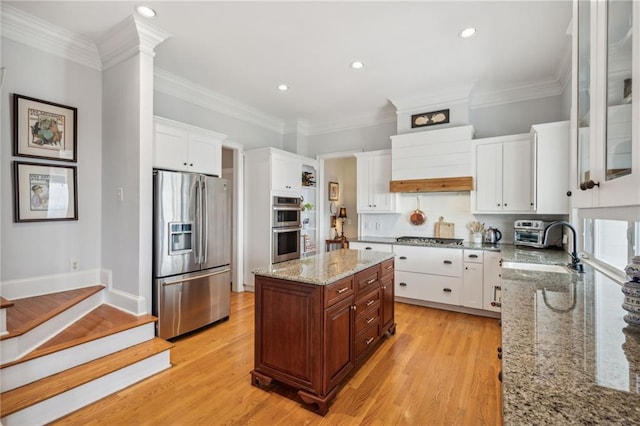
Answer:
[396,236,464,246]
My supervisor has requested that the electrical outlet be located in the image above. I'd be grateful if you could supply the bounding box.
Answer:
[116,187,124,201]
[70,259,79,271]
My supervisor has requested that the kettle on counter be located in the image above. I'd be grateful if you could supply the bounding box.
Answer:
[484,227,502,244]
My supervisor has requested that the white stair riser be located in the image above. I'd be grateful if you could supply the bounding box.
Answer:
[0,292,104,364]
[1,350,171,426]
[1,323,155,392]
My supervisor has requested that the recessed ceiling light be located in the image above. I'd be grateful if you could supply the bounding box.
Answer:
[459,27,477,38]
[351,61,364,69]
[136,5,157,18]
[277,84,289,91]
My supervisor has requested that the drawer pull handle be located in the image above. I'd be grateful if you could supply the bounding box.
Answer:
[443,288,452,293]
[365,337,375,345]
[469,254,478,258]
[399,256,407,260]
[366,299,375,307]
[365,247,372,250]
[366,317,375,324]
[337,287,349,294]
[443,260,452,264]
[366,278,376,285]
[386,265,393,269]
[399,282,407,287]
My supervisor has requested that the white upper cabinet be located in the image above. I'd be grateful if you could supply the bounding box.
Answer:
[153,116,226,176]
[473,134,532,213]
[355,150,396,213]
[531,121,571,214]
[571,0,639,207]
[272,154,303,192]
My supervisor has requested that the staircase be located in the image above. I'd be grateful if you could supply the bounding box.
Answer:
[0,285,173,425]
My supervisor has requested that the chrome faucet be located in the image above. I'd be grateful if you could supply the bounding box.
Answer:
[543,221,584,273]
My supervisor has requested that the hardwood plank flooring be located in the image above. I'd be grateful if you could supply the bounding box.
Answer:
[51,292,502,425]
[1,285,104,340]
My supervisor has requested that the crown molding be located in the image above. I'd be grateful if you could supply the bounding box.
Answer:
[389,86,473,116]
[154,68,285,134]
[470,79,565,109]
[97,16,171,70]
[304,110,397,136]
[0,4,101,70]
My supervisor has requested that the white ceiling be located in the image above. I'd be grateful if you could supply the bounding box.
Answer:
[4,1,573,133]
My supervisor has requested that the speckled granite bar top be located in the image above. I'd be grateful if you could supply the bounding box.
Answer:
[253,249,395,285]
[500,246,640,424]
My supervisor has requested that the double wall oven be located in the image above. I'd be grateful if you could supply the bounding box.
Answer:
[272,196,302,263]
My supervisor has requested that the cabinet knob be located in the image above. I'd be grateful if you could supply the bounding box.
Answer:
[497,203,501,207]
[189,163,193,166]
[504,203,508,207]
[580,180,600,191]
[183,162,187,166]
[465,266,469,270]
[566,190,572,197]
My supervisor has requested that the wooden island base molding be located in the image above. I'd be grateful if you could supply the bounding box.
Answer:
[251,250,396,415]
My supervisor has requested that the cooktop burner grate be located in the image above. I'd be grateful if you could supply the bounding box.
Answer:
[396,236,464,246]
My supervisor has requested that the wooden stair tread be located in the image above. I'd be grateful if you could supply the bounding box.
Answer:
[2,305,157,368]
[0,337,173,417]
[0,296,14,309]
[1,285,104,340]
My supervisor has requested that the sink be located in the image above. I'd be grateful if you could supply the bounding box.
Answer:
[502,261,569,274]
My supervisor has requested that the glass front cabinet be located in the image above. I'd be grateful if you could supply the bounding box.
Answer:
[572,0,639,207]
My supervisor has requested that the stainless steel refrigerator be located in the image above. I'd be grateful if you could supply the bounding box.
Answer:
[152,169,231,339]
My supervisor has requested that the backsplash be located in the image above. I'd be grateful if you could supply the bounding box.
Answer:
[358,193,566,243]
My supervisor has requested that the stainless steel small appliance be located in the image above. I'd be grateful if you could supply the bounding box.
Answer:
[272,196,302,227]
[514,220,561,248]
[484,227,502,244]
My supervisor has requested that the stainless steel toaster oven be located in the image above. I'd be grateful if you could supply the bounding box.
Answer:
[514,220,562,248]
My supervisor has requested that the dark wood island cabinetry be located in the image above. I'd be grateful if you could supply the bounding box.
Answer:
[251,250,395,415]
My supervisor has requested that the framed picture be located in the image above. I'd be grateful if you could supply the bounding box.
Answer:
[14,94,77,162]
[13,161,78,222]
[411,108,450,128]
[328,181,339,201]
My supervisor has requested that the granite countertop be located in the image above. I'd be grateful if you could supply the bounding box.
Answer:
[500,246,640,424]
[351,236,501,251]
[253,249,395,286]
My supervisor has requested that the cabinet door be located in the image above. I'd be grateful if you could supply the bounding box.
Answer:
[370,153,393,211]
[272,156,301,192]
[188,133,221,176]
[323,296,354,393]
[502,139,532,212]
[483,251,502,312]
[154,121,189,171]
[463,262,483,309]
[475,143,502,212]
[380,273,395,334]
[532,122,570,214]
[356,156,373,211]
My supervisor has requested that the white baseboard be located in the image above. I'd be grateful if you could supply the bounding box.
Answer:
[0,269,147,316]
[0,269,103,300]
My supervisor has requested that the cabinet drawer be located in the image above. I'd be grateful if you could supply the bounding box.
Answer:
[380,258,395,279]
[324,276,354,307]
[395,271,462,306]
[349,242,393,252]
[395,245,462,277]
[354,265,380,294]
[354,318,380,360]
[463,249,483,263]
[355,304,380,335]
[356,287,380,310]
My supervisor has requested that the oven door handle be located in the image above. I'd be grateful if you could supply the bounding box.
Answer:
[273,226,302,233]
[273,206,302,211]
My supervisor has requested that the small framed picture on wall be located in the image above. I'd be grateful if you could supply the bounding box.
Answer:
[328,181,339,201]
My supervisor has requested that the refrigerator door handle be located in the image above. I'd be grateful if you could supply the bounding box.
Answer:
[162,268,232,286]
[201,177,209,265]
[195,179,202,264]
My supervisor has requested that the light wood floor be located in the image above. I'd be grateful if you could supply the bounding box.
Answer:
[52,292,502,425]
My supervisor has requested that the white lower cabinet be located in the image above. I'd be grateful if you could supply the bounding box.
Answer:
[462,249,483,309]
[394,245,463,306]
[482,251,502,313]
[349,242,393,252]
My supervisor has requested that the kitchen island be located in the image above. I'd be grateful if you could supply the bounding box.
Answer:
[251,249,396,415]
[501,246,640,424]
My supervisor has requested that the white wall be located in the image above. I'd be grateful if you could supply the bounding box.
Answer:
[154,91,282,151]
[323,157,357,239]
[470,94,569,139]
[1,39,102,281]
[307,122,397,157]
